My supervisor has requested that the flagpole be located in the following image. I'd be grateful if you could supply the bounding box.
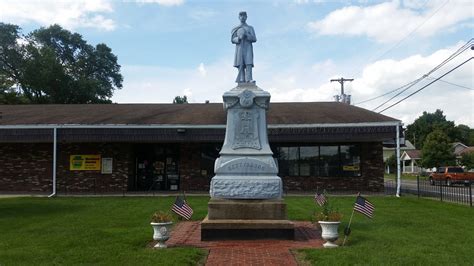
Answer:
[343,192,360,246]
[343,208,355,246]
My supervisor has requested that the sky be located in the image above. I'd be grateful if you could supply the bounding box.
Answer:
[1,0,473,127]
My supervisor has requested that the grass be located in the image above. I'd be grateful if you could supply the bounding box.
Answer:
[0,196,473,265]
[0,197,209,266]
[296,196,474,266]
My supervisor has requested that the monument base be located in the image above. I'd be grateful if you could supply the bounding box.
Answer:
[201,198,294,240]
[201,216,294,240]
[210,175,282,199]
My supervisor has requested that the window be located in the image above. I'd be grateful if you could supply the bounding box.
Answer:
[447,167,463,173]
[320,146,340,176]
[340,145,361,177]
[275,144,361,177]
[300,146,319,176]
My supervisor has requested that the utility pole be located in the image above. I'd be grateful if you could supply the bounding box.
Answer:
[331,77,354,104]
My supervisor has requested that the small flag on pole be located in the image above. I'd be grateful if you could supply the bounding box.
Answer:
[171,196,193,220]
[354,195,374,219]
[315,192,327,206]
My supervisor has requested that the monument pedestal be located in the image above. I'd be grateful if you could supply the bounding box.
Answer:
[202,83,294,240]
[201,199,294,240]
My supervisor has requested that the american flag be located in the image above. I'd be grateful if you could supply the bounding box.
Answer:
[314,192,327,206]
[354,195,374,219]
[171,196,193,220]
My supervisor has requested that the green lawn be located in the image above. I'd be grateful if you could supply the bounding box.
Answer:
[0,196,472,265]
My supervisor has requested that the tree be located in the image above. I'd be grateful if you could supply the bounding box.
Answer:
[173,95,188,104]
[0,23,122,104]
[454,124,473,146]
[385,154,397,174]
[460,152,474,170]
[421,130,455,168]
[405,110,457,149]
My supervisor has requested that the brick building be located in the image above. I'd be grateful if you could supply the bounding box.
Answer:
[0,102,400,195]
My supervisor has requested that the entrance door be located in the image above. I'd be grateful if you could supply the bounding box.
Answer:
[134,144,179,191]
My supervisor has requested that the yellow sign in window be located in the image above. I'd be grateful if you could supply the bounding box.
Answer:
[70,155,101,171]
[343,165,360,171]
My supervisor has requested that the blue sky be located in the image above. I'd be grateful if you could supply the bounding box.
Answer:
[1,0,473,127]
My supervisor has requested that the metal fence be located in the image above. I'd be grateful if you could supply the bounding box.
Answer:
[385,177,473,207]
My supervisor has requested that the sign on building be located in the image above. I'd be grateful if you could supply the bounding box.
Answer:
[70,155,101,171]
[101,158,113,174]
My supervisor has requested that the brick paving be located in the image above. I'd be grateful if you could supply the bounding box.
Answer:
[167,221,323,265]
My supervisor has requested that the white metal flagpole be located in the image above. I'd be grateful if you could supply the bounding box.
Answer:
[396,123,401,197]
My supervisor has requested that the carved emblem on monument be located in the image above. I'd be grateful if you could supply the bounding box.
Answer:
[233,110,261,150]
[239,89,255,108]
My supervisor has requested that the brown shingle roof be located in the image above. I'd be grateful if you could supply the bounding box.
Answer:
[460,147,474,155]
[405,150,422,159]
[0,102,398,126]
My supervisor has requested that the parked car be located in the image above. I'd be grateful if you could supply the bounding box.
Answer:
[429,166,474,186]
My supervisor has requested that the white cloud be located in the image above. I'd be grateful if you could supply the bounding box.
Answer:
[0,0,116,31]
[308,1,474,43]
[134,0,184,6]
[197,63,207,77]
[189,8,216,20]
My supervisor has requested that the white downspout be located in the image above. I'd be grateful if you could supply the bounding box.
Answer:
[48,127,57,197]
[396,123,401,197]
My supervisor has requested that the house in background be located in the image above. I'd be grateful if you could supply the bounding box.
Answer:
[452,142,468,156]
[453,142,474,164]
[383,140,416,173]
[400,150,422,174]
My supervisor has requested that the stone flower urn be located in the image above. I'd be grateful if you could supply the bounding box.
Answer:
[318,221,340,248]
[151,222,173,248]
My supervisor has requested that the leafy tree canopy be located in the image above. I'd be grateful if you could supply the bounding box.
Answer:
[0,23,122,104]
[460,152,474,170]
[405,109,469,149]
[421,130,455,168]
[173,95,188,104]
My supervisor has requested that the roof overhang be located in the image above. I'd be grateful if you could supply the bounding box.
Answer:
[0,121,401,143]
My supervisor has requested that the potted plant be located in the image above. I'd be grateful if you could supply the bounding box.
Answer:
[314,195,343,248]
[150,211,174,248]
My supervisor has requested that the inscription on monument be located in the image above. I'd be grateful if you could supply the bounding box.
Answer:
[233,110,261,150]
[227,161,266,172]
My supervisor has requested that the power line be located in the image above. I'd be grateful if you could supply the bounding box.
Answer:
[426,76,473,90]
[371,77,425,111]
[364,39,473,110]
[378,57,473,113]
[355,79,420,105]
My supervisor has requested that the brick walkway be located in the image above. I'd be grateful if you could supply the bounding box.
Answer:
[167,221,323,265]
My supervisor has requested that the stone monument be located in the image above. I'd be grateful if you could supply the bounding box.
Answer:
[201,12,294,240]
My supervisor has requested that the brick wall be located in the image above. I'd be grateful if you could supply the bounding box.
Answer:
[179,143,211,191]
[56,143,133,194]
[0,142,384,193]
[0,143,52,193]
[0,142,133,194]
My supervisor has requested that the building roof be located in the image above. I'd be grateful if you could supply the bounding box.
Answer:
[460,147,474,155]
[0,102,398,126]
[403,150,422,160]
